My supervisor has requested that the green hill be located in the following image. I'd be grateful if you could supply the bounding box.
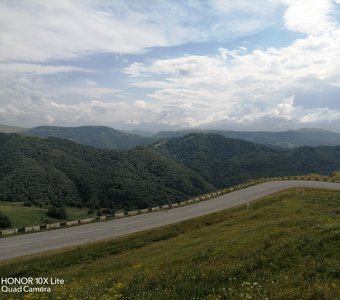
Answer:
[21,125,156,150]
[1,132,340,211]
[152,133,340,187]
[19,126,340,150]
[154,128,340,148]
[0,133,213,210]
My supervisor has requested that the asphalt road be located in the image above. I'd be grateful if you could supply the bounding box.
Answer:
[1,180,340,261]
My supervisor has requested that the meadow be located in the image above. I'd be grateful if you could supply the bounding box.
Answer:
[0,188,339,299]
[0,202,96,228]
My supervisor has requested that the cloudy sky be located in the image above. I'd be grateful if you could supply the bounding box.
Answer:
[1,0,340,132]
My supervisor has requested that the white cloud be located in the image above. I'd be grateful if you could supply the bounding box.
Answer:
[0,1,169,62]
[0,76,146,127]
[300,108,340,124]
[133,100,147,110]
[0,0,282,63]
[281,0,336,34]
[84,80,97,87]
[122,1,340,130]
[0,63,86,75]
[1,0,340,130]
[49,86,122,99]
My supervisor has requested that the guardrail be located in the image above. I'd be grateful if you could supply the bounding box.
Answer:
[1,176,339,237]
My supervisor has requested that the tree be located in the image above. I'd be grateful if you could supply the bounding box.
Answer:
[0,211,11,229]
[47,206,67,219]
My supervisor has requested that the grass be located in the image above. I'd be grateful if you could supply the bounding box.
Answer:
[0,202,96,228]
[331,171,340,180]
[0,188,339,299]
[302,171,340,181]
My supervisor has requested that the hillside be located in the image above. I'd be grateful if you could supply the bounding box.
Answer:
[18,126,340,149]
[154,128,340,148]
[152,133,340,187]
[218,128,340,148]
[0,124,27,133]
[0,133,213,210]
[21,125,156,150]
[2,132,340,210]
[1,189,339,299]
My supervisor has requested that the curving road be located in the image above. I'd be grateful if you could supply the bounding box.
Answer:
[1,180,340,261]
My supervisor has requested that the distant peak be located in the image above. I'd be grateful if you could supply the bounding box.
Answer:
[293,128,331,133]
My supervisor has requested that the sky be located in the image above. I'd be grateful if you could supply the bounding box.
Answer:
[0,0,340,132]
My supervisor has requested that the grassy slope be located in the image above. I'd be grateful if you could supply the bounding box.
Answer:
[0,202,96,228]
[1,189,339,299]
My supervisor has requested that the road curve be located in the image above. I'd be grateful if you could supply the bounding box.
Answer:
[1,180,340,261]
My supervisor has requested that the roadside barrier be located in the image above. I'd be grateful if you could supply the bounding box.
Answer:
[79,218,95,224]
[1,175,340,237]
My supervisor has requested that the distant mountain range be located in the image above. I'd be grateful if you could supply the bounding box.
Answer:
[154,128,340,148]
[21,126,154,150]
[2,124,340,150]
[1,132,340,211]
[9,125,340,150]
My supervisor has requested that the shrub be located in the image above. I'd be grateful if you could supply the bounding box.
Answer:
[0,211,11,229]
[47,206,67,219]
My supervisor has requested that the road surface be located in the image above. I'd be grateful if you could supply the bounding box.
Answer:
[1,180,340,261]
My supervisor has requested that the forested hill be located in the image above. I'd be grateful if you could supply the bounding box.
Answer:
[151,133,340,188]
[0,133,214,210]
[154,128,340,148]
[21,126,155,150]
[20,125,340,150]
[1,132,340,211]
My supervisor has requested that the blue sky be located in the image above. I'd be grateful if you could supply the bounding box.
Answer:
[1,0,340,132]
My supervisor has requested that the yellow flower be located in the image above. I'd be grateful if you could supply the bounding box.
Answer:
[115,282,126,290]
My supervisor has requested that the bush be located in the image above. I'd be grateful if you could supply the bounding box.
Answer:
[0,211,11,229]
[103,208,116,214]
[47,206,67,219]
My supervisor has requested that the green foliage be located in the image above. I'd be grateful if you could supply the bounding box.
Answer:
[0,210,11,228]
[47,206,67,219]
[1,132,340,211]
[0,133,213,211]
[153,133,340,188]
[0,201,98,228]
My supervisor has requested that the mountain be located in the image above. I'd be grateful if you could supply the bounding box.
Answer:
[217,128,340,148]
[19,125,340,150]
[154,128,340,148]
[1,132,340,210]
[151,133,340,187]
[0,133,213,210]
[21,126,156,150]
[0,124,28,133]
